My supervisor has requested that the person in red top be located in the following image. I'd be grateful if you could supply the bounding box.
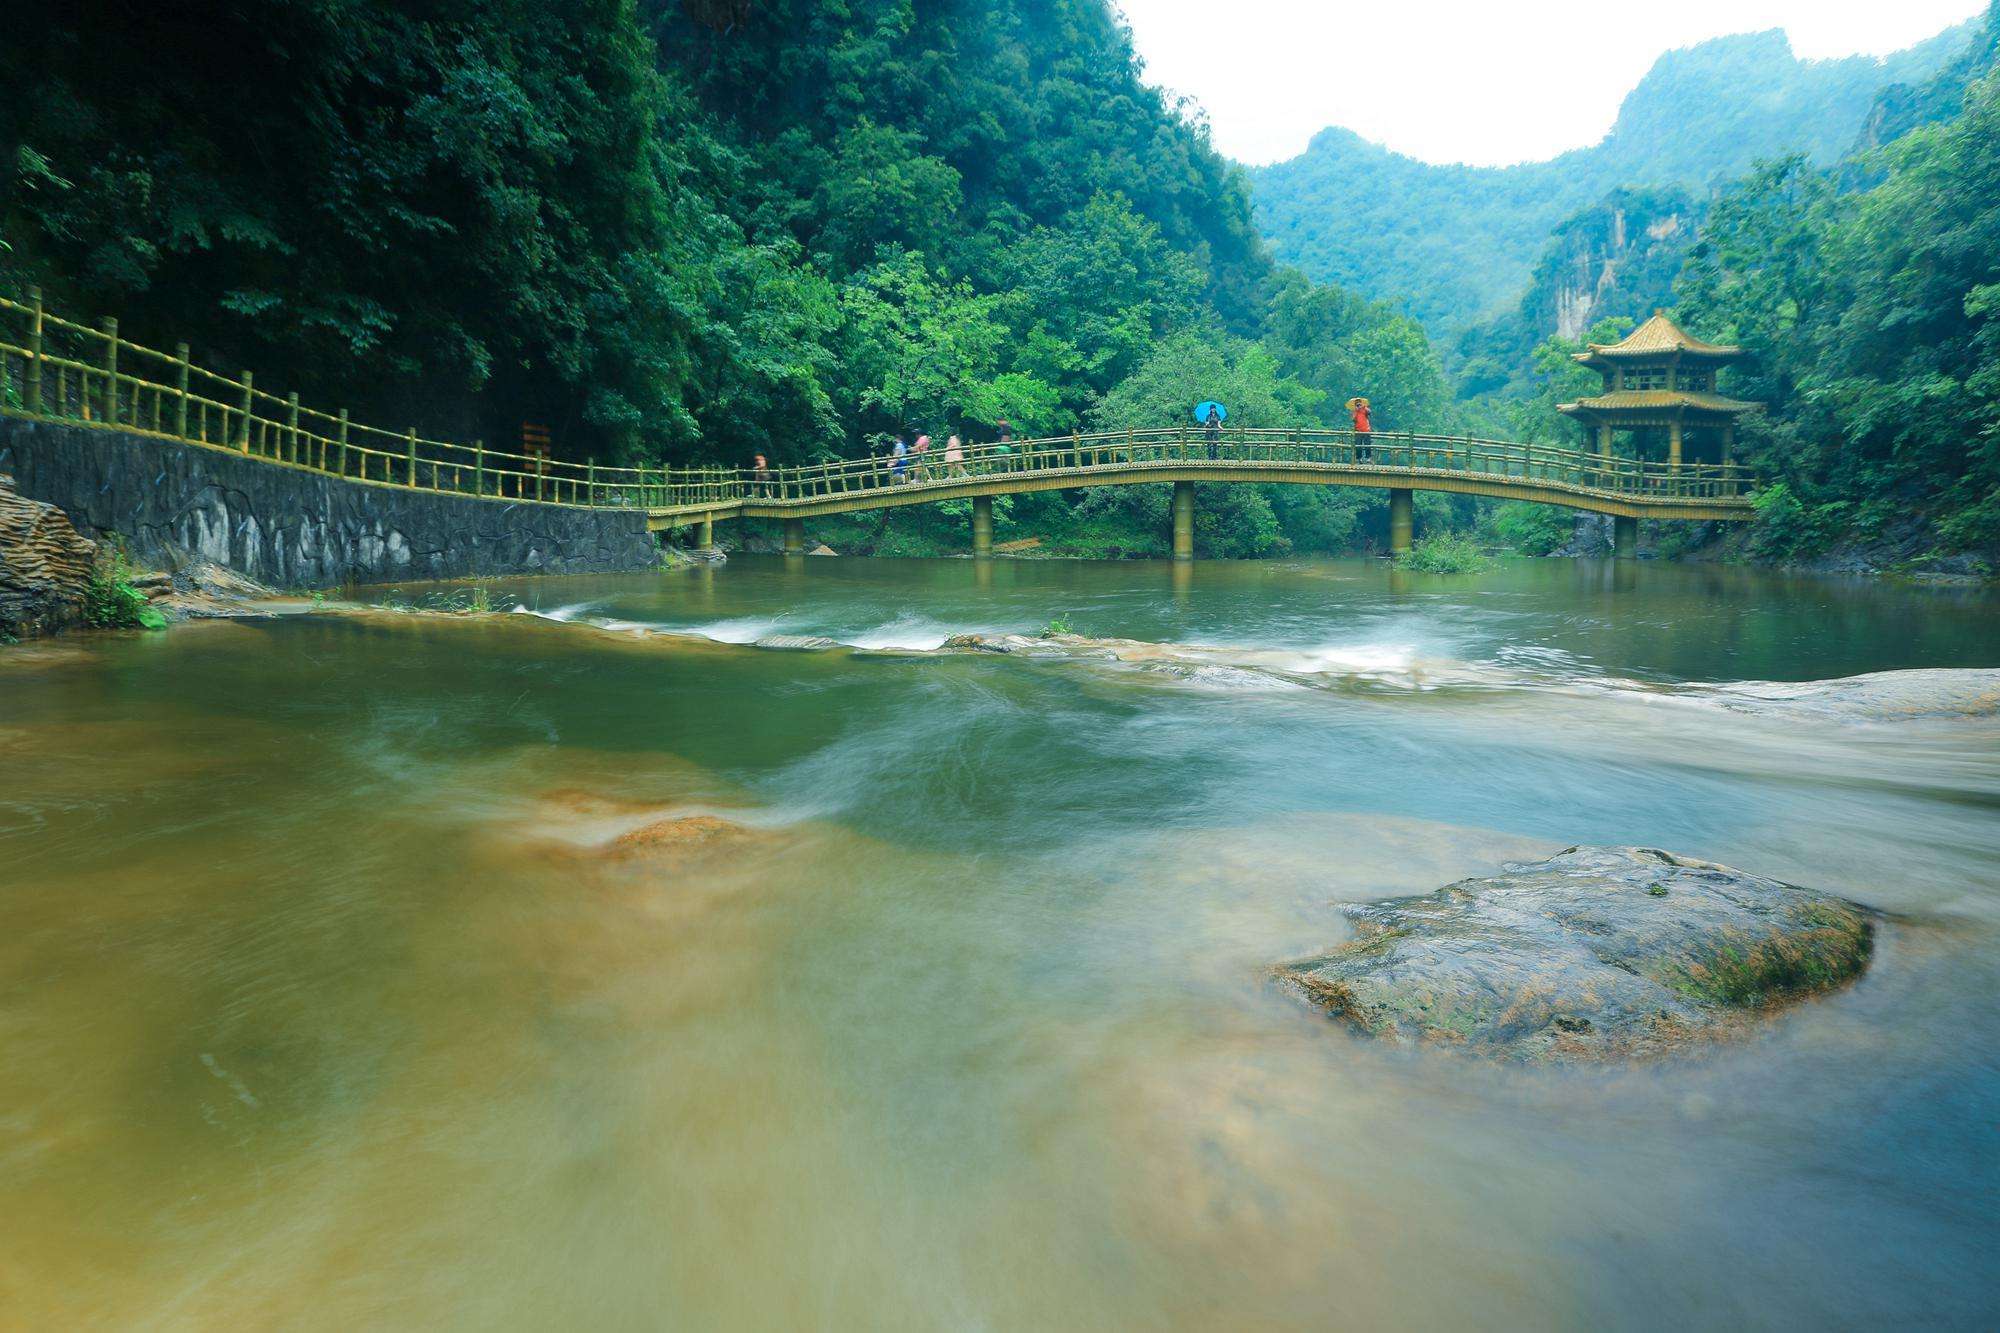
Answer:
[1347,396,1372,461]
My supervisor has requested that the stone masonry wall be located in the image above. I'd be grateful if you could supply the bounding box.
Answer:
[0,418,661,587]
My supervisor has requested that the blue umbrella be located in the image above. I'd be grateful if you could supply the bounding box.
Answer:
[1193,401,1227,424]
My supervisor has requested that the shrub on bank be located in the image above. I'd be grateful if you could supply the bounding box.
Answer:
[1396,532,1490,574]
[83,550,166,630]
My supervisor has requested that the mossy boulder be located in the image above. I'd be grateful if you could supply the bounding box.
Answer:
[1276,846,1873,1063]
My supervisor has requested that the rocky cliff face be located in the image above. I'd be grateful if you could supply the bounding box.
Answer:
[0,471,98,639]
[1453,186,1698,395]
[1537,192,1695,341]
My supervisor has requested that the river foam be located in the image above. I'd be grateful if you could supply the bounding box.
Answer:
[485,601,2000,721]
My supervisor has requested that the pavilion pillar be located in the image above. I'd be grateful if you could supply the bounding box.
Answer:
[1596,422,1613,460]
[1721,423,1736,468]
[697,514,714,549]
[1171,481,1195,561]
[1389,488,1414,556]
[972,494,994,559]
[1613,515,1638,561]
[1668,419,1683,473]
[782,518,804,555]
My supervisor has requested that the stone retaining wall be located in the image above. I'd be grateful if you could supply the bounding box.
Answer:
[0,418,661,587]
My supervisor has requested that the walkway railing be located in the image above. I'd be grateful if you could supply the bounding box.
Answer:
[0,289,1751,513]
[0,288,703,506]
[716,428,1750,510]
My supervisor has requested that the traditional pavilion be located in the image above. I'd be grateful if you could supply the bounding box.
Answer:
[1559,313,1758,471]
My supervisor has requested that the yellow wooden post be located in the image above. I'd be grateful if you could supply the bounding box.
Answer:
[24,285,43,414]
[238,371,254,450]
[174,343,191,438]
[407,427,418,488]
[286,392,300,463]
[337,409,350,476]
[101,318,119,425]
[1668,420,1684,474]
[588,457,597,507]
[474,439,484,496]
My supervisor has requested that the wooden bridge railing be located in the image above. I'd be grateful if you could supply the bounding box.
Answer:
[718,426,1752,509]
[0,287,710,507]
[0,289,1751,514]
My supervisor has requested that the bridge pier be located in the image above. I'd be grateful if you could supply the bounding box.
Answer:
[1613,515,1638,560]
[697,514,714,549]
[783,518,805,555]
[1388,488,1414,556]
[972,494,993,559]
[1171,481,1194,561]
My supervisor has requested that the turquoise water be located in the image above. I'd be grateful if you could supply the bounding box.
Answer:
[3,556,1997,1327]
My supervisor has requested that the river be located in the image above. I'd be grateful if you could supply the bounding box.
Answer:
[3,556,1997,1328]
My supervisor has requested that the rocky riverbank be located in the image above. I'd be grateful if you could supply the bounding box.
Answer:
[2,469,286,640]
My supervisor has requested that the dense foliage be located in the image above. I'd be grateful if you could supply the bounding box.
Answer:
[1250,27,1970,333]
[1,0,1461,559]
[1674,83,2000,560]
[1473,6,2000,564]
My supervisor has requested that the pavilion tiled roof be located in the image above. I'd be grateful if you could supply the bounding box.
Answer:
[1559,389,1762,415]
[1574,313,1742,363]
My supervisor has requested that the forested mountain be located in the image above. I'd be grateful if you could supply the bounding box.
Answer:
[1250,25,1973,333]
[0,0,1454,558]
[1482,4,2000,565]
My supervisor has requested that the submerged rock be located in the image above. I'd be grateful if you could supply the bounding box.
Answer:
[1276,846,1873,1063]
[1686,669,2000,723]
[607,814,752,859]
[754,634,843,652]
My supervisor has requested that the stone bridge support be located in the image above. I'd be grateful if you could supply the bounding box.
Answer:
[697,514,714,549]
[782,517,805,555]
[1389,488,1414,556]
[972,494,993,559]
[1171,481,1194,561]
[1614,515,1638,560]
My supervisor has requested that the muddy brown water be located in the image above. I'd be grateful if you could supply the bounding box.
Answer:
[3,557,1997,1328]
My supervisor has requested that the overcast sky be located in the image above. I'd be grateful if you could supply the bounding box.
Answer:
[1116,0,1985,167]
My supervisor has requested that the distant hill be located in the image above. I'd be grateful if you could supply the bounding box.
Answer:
[1248,25,1972,333]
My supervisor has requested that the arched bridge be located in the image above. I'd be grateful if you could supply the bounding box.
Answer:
[0,289,1750,561]
[646,429,1752,559]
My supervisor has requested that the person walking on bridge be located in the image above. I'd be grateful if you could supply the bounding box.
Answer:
[912,433,932,481]
[1203,403,1222,460]
[890,434,909,484]
[990,423,1015,474]
[945,434,966,477]
[752,453,773,497]
[1348,397,1373,462]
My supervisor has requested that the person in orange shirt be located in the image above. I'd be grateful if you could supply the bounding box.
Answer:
[1348,396,1372,461]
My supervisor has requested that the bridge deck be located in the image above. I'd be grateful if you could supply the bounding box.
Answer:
[642,431,1754,529]
[0,292,1752,532]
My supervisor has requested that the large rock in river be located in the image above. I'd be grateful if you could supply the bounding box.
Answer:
[1276,846,1873,1063]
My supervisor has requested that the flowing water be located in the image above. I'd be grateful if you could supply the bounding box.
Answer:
[3,556,1998,1328]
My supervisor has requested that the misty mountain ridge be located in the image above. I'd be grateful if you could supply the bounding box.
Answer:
[1250,23,1975,332]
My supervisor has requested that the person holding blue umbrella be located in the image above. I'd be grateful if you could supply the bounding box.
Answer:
[1196,401,1226,460]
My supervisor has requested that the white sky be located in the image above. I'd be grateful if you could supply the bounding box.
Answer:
[1117,0,1986,166]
